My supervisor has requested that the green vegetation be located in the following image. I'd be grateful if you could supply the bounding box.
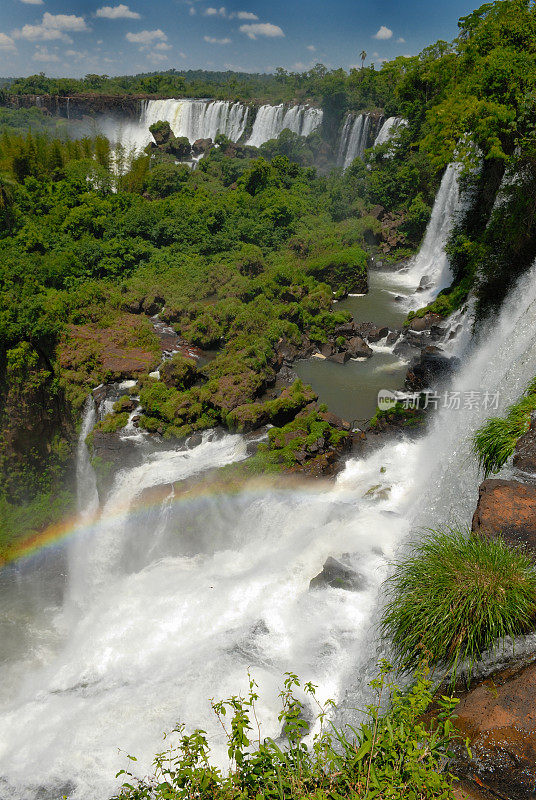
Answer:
[369,401,425,429]
[473,378,536,477]
[382,528,536,679]
[113,663,463,800]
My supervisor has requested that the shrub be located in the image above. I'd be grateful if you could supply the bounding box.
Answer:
[382,528,536,680]
[112,662,462,800]
[473,377,536,477]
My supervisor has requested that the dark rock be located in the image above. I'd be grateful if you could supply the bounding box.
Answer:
[514,415,536,476]
[90,431,143,501]
[346,336,373,359]
[309,557,365,591]
[328,350,351,364]
[192,137,213,156]
[393,339,418,360]
[354,322,388,342]
[472,479,536,552]
[386,329,400,346]
[405,352,458,392]
[142,295,165,316]
[451,660,536,800]
[321,343,334,357]
[430,324,447,339]
[319,411,352,431]
[408,312,444,332]
[334,322,356,336]
[187,432,203,449]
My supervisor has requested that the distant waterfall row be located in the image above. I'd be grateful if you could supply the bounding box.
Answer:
[337,114,407,169]
[117,99,324,153]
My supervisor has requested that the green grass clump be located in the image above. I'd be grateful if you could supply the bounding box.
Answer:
[382,528,536,679]
[113,662,462,800]
[473,377,536,477]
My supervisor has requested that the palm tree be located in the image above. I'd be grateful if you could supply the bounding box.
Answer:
[360,50,367,70]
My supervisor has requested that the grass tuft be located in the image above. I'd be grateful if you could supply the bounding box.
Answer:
[473,377,536,477]
[381,527,536,680]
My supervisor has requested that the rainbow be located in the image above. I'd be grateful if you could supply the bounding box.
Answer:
[0,473,334,570]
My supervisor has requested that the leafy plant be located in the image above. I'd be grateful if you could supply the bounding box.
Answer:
[473,377,536,477]
[382,528,536,680]
[112,662,463,800]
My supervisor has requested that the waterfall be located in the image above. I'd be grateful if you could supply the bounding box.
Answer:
[140,98,249,144]
[76,397,98,518]
[337,113,372,169]
[393,163,462,306]
[373,116,407,147]
[2,254,536,797]
[107,100,322,157]
[246,104,323,148]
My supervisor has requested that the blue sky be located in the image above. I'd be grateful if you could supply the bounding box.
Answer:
[0,0,479,78]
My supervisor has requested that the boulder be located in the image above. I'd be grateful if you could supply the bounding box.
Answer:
[405,352,458,391]
[354,322,389,342]
[451,660,536,800]
[334,322,356,336]
[472,479,536,552]
[192,137,213,156]
[408,312,444,332]
[309,557,365,591]
[386,329,400,346]
[319,411,352,431]
[513,415,536,476]
[347,336,373,359]
[328,350,351,364]
[321,342,334,357]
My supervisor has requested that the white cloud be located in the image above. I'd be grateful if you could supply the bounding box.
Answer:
[33,45,60,61]
[43,12,88,31]
[96,5,141,19]
[204,35,231,44]
[16,12,88,42]
[179,51,186,58]
[397,36,405,43]
[148,51,168,62]
[155,41,171,50]
[239,22,284,39]
[126,28,167,46]
[189,6,196,13]
[20,0,44,5]
[232,11,258,19]
[203,6,226,16]
[373,25,392,40]
[65,48,86,59]
[306,44,315,51]
[0,32,16,50]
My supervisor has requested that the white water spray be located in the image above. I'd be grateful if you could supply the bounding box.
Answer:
[393,163,463,306]
[246,104,323,148]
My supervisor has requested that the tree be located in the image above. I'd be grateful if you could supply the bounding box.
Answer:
[360,50,367,70]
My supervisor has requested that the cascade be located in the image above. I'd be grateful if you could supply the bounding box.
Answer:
[392,162,462,306]
[373,116,407,147]
[337,113,372,169]
[246,103,323,148]
[108,100,322,157]
[2,255,536,797]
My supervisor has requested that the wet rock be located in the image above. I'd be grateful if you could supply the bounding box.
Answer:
[334,321,356,336]
[187,432,203,449]
[320,342,334,357]
[405,352,458,391]
[347,336,373,358]
[309,557,365,591]
[90,431,143,501]
[319,411,352,431]
[408,312,444,332]
[192,137,213,156]
[393,339,418,360]
[472,479,536,552]
[451,660,536,800]
[328,350,351,364]
[354,322,389,342]
[514,415,536,476]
